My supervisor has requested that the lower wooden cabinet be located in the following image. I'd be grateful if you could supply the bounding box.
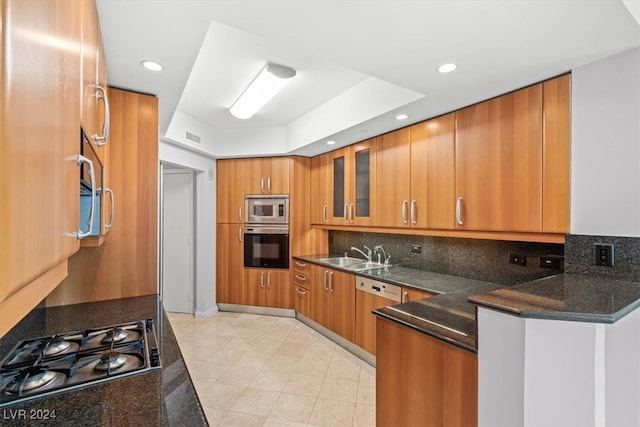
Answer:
[292,285,312,318]
[401,286,435,303]
[216,224,244,304]
[244,269,290,308]
[310,266,355,341]
[376,317,477,427]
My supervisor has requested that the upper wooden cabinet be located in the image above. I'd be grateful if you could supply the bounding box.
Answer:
[455,84,544,232]
[80,0,109,162]
[217,158,245,224]
[542,74,571,233]
[375,128,411,228]
[327,140,376,226]
[244,157,290,195]
[1,0,84,335]
[310,154,331,225]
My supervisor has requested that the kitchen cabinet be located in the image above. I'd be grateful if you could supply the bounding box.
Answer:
[216,224,245,304]
[0,0,83,336]
[455,83,543,232]
[47,88,159,305]
[244,157,290,195]
[401,286,435,303]
[216,158,245,223]
[293,285,313,318]
[244,269,290,308]
[311,265,355,341]
[542,74,571,233]
[376,114,455,229]
[327,140,376,226]
[310,154,331,224]
[376,317,477,427]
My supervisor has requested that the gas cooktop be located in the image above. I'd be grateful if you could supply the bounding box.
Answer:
[0,319,160,407]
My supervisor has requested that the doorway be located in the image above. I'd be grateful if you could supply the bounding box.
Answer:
[161,167,194,313]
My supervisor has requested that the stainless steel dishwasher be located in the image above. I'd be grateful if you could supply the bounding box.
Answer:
[355,275,401,355]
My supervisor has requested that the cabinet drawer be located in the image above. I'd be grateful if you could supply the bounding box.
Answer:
[292,272,311,290]
[292,259,311,275]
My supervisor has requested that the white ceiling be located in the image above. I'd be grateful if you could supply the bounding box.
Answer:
[96,0,640,158]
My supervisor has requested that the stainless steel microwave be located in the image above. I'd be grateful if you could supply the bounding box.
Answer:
[245,195,289,224]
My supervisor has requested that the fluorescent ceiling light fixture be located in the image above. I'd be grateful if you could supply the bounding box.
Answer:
[396,113,408,120]
[326,140,336,145]
[140,60,163,71]
[438,63,457,73]
[230,63,296,119]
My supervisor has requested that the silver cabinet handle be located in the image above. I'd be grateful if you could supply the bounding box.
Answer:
[267,177,272,193]
[456,196,464,226]
[260,177,265,193]
[329,271,334,293]
[238,226,243,242]
[76,155,95,239]
[410,200,417,225]
[267,272,271,289]
[350,203,354,224]
[260,272,265,288]
[295,261,307,268]
[104,187,114,229]
[344,204,348,223]
[323,204,328,223]
[402,291,408,303]
[295,287,307,296]
[238,207,242,222]
[94,85,110,146]
[295,274,307,282]
[323,270,329,291]
[402,200,408,225]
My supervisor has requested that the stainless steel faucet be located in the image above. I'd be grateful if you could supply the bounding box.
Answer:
[350,246,372,262]
[374,245,391,266]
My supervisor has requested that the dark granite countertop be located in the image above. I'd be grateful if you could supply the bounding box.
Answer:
[469,273,640,323]
[294,254,500,352]
[0,295,206,426]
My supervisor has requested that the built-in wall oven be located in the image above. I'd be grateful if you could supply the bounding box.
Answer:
[243,226,289,269]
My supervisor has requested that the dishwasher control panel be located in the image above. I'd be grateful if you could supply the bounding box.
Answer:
[355,276,402,302]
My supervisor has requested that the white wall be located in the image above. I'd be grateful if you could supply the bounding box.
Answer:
[159,141,218,317]
[571,47,640,237]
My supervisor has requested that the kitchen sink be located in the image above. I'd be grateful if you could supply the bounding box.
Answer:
[318,257,388,271]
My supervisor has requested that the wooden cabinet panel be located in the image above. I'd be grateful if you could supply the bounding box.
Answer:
[376,317,477,427]
[455,84,543,232]
[401,287,435,303]
[216,224,244,304]
[244,269,289,308]
[310,265,332,329]
[411,113,456,229]
[244,269,266,306]
[216,159,245,223]
[542,74,571,233]
[0,0,82,335]
[376,128,411,228]
[310,154,331,224]
[47,89,158,306]
[293,285,312,318]
[310,265,355,341]
[244,157,290,195]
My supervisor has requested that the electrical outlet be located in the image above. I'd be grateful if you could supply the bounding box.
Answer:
[411,244,422,254]
[508,253,527,267]
[540,256,561,269]
[594,244,614,267]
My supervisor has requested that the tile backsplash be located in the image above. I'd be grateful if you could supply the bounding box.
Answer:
[329,231,564,285]
[565,234,640,282]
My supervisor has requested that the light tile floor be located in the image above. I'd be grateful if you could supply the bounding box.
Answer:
[167,311,376,427]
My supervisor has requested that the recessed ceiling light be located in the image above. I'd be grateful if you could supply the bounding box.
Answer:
[326,140,336,145]
[438,63,457,73]
[141,60,163,71]
[396,114,408,120]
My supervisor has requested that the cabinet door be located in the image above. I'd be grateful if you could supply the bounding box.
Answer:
[244,158,267,195]
[328,269,355,342]
[410,113,455,229]
[1,0,81,304]
[542,74,571,233]
[265,270,290,308]
[310,265,332,329]
[329,148,351,225]
[376,129,411,228]
[350,139,376,226]
[310,154,331,224]
[217,159,245,223]
[293,285,312,318]
[267,157,290,194]
[401,287,434,303]
[455,84,543,232]
[244,269,266,307]
[216,224,245,304]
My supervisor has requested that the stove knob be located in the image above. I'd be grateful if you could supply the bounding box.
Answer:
[150,348,160,367]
